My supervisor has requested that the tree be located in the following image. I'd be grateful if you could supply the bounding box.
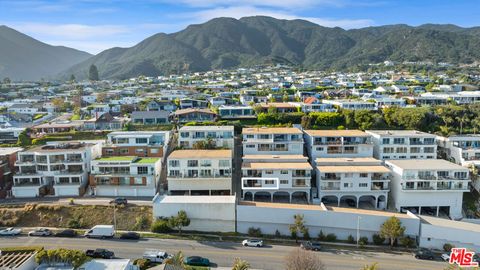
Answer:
[232,257,250,270]
[168,210,190,235]
[289,214,307,243]
[164,251,185,268]
[379,216,405,248]
[17,129,31,147]
[69,74,76,82]
[96,92,107,103]
[89,64,99,81]
[361,263,379,270]
[52,98,66,112]
[35,248,89,268]
[285,248,325,270]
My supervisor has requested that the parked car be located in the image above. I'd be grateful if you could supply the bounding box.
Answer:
[143,249,172,263]
[86,248,115,259]
[120,232,140,240]
[84,225,114,238]
[0,227,22,236]
[300,241,322,251]
[242,239,264,247]
[441,253,450,261]
[414,249,435,260]
[184,256,210,267]
[54,229,77,238]
[110,197,128,206]
[28,228,52,236]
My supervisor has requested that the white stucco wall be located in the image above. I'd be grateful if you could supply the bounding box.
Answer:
[420,222,480,252]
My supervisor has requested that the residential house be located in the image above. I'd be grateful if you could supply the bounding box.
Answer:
[0,126,25,144]
[0,147,23,198]
[173,108,216,123]
[167,149,232,195]
[131,111,169,125]
[366,130,437,160]
[7,104,39,115]
[256,102,300,113]
[102,131,171,158]
[179,98,208,109]
[322,99,376,110]
[146,100,176,112]
[12,142,102,197]
[178,126,234,149]
[218,105,256,119]
[385,159,469,219]
[437,135,480,169]
[243,127,304,155]
[83,113,126,130]
[32,120,83,134]
[304,130,373,160]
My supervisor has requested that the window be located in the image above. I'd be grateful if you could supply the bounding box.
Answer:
[169,160,179,167]
[423,147,435,153]
[360,173,368,178]
[71,177,80,183]
[37,165,48,171]
[405,182,414,189]
[393,138,405,144]
[200,160,211,167]
[280,180,289,185]
[265,170,273,175]
[135,148,145,153]
[187,160,198,167]
[382,138,390,144]
[59,177,69,184]
[137,166,148,175]
[359,183,368,187]
[245,135,254,139]
[151,149,159,154]
[344,173,353,178]
[105,149,114,155]
[207,132,216,138]
[120,148,129,154]
[454,172,467,179]
[343,183,352,188]
[169,170,180,177]
[281,170,288,174]
[219,160,230,167]
[259,134,270,139]
[134,177,143,185]
[180,132,189,138]
[246,145,255,148]
[265,180,275,185]
[396,147,407,153]
[135,138,148,144]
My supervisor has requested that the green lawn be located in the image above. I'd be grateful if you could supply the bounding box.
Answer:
[135,157,160,164]
[95,156,136,162]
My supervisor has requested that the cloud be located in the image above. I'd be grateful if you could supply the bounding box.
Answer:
[10,23,130,39]
[177,6,374,29]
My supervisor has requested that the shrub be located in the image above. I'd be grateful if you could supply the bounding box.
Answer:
[134,215,149,230]
[443,243,455,252]
[303,230,310,240]
[151,219,171,233]
[347,235,355,244]
[318,230,326,241]
[400,236,415,248]
[359,236,369,247]
[133,258,150,270]
[372,234,386,245]
[275,230,281,238]
[67,217,82,229]
[325,233,337,242]
[247,227,262,237]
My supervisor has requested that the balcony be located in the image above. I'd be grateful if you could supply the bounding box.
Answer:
[320,185,340,190]
[64,159,84,163]
[371,184,389,190]
[321,176,340,180]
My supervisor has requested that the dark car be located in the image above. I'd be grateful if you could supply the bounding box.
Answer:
[120,232,140,240]
[300,241,322,251]
[54,229,77,238]
[184,256,210,267]
[110,197,128,206]
[86,248,115,259]
[414,249,435,260]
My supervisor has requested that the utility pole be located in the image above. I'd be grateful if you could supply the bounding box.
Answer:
[113,204,117,233]
[356,216,362,248]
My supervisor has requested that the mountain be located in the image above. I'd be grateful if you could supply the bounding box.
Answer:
[0,25,92,81]
[62,17,480,80]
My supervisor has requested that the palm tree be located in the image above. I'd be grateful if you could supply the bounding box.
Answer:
[165,251,185,268]
[232,257,250,270]
[361,263,379,270]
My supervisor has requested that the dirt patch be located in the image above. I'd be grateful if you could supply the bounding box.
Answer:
[0,204,152,231]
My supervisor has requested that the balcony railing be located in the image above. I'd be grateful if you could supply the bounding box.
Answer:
[321,176,340,180]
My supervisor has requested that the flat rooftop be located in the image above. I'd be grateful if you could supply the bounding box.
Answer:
[242,127,302,135]
[25,143,90,152]
[317,165,390,173]
[385,159,468,171]
[179,125,234,131]
[304,130,369,137]
[95,156,137,162]
[316,157,380,164]
[366,130,436,137]
[154,195,236,204]
[169,149,232,159]
[109,131,169,136]
[243,162,312,170]
[420,215,480,233]
[0,147,23,156]
[243,154,308,161]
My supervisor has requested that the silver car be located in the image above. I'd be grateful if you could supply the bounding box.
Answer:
[28,228,52,236]
[0,227,22,236]
[242,239,264,247]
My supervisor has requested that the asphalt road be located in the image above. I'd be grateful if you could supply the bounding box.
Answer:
[0,236,447,270]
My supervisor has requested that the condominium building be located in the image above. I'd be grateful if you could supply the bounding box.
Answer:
[178,126,234,149]
[0,147,23,198]
[437,135,480,168]
[316,157,390,209]
[322,99,376,110]
[304,130,373,160]
[243,127,304,155]
[12,142,102,197]
[385,159,470,219]
[89,156,161,197]
[167,149,232,196]
[366,130,437,160]
[241,155,313,203]
[102,131,171,158]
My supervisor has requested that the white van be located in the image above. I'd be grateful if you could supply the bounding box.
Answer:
[84,225,115,238]
[143,249,172,263]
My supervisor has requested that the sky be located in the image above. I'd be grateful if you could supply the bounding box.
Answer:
[0,0,479,54]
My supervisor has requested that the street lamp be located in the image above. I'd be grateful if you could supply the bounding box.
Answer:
[356,216,362,248]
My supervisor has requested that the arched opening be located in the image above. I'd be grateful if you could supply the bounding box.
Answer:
[254,191,272,202]
[377,195,387,209]
[320,195,338,206]
[340,195,357,208]
[273,191,290,203]
[358,195,376,209]
[291,191,309,204]
[243,191,253,201]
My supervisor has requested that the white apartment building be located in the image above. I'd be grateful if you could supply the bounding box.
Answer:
[304,130,373,160]
[437,135,480,168]
[243,127,304,155]
[385,159,470,219]
[316,157,390,209]
[104,131,171,158]
[12,142,102,197]
[90,156,161,197]
[322,99,376,110]
[178,126,234,149]
[241,155,312,203]
[167,149,232,196]
[366,130,437,160]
